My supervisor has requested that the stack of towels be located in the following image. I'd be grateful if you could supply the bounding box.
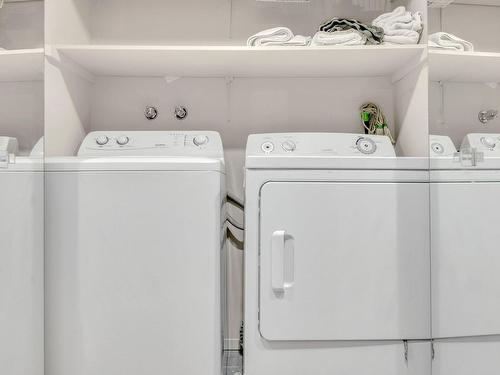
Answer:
[428,32,474,51]
[247,6,424,47]
[372,6,423,45]
[247,27,311,46]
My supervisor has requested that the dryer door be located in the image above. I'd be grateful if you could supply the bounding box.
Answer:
[259,181,430,341]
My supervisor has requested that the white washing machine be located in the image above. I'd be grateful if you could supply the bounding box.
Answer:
[0,137,44,375]
[45,131,225,375]
[431,133,500,375]
[244,133,431,375]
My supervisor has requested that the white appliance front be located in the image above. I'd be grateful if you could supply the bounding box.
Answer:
[0,138,43,375]
[244,133,431,375]
[45,131,225,375]
[259,181,430,341]
[431,133,500,338]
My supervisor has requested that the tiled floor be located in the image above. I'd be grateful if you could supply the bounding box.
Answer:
[223,350,242,375]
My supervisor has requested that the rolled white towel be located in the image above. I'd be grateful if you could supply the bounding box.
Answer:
[428,32,474,52]
[311,30,367,46]
[247,27,295,46]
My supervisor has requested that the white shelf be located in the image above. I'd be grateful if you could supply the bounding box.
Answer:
[429,50,500,83]
[454,0,500,6]
[0,48,44,82]
[50,44,426,79]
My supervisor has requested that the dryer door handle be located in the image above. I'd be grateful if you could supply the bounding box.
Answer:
[271,230,294,294]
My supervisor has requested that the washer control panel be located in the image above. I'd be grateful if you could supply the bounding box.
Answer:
[247,133,396,157]
[78,131,223,157]
[430,135,457,157]
[462,133,500,155]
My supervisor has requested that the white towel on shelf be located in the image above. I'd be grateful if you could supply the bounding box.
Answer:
[373,6,423,44]
[384,28,421,44]
[311,30,367,46]
[247,27,310,46]
[428,32,474,51]
[384,34,420,45]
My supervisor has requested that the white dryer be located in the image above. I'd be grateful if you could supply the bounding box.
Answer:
[45,131,225,375]
[0,137,44,375]
[431,133,500,375]
[244,133,431,375]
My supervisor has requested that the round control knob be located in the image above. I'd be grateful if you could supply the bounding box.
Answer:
[481,136,496,149]
[261,141,275,153]
[193,135,209,146]
[117,136,129,146]
[431,142,444,155]
[282,140,296,152]
[356,137,377,154]
[96,135,109,146]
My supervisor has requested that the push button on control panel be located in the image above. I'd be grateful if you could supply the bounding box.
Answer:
[356,137,377,154]
[282,140,296,152]
[261,141,275,153]
[431,142,444,154]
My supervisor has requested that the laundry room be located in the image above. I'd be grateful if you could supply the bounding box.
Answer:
[42,2,429,369]
[14,0,500,375]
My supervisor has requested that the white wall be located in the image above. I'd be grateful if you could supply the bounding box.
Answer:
[88,76,396,149]
[0,81,43,152]
[0,1,44,49]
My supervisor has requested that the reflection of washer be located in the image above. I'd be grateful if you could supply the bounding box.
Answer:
[244,133,431,375]
[46,131,225,375]
[431,133,500,375]
[0,137,43,375]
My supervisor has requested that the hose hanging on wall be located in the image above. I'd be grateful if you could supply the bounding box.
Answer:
[360,102,395,144]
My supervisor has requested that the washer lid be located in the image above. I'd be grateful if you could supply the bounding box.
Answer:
[245,133,423,169]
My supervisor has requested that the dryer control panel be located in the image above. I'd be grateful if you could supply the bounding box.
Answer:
[78,131,223,157]
[247,133,396,157]
[462,133,500,155]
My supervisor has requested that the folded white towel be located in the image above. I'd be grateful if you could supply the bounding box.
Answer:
[373,6,423,44]
[428,32,474,52]
[311,30,367,46]
[247,27,310,46]
[384,34,421,45]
